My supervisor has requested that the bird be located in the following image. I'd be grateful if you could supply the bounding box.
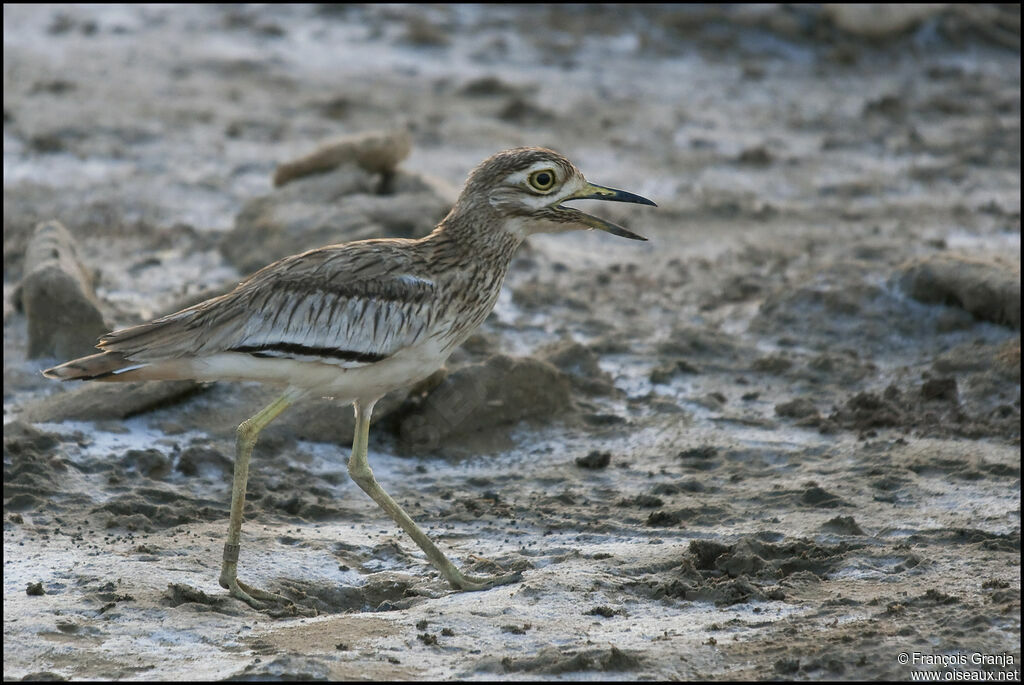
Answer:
[43,146,656,614]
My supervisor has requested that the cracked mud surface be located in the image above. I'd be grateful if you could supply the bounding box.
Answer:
[4,5,1020,681]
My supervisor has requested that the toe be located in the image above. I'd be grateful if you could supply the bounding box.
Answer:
[224,579,316,616]
[451,570,522,591]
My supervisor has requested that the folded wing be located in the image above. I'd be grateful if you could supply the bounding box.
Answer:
[98,243,438,369]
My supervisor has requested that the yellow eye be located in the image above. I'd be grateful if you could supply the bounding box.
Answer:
[528,169,557,192]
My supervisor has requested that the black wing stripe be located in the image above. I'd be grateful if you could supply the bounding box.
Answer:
[230,343,388,364]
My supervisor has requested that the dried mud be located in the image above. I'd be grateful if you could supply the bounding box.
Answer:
[4,5,1021,681]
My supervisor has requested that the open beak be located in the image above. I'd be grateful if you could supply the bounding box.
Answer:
[558,182,656,241]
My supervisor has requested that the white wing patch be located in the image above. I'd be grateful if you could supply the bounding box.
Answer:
[224,275,438,367]
[396,274,434,288]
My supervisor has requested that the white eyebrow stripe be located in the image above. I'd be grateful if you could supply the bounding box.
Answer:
[503,161,563,187]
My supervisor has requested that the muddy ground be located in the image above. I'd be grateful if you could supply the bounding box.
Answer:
[3,4,1020,681]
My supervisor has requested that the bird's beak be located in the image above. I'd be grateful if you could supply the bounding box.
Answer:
[557,182,656,241]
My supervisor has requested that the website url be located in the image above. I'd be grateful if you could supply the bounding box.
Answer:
[910,670,1021,682]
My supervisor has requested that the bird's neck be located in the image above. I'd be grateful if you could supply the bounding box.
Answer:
[415,204,525,354]
[422,203,525,269]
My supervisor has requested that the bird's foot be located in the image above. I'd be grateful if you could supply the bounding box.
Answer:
[221,576,317,617]
[446,568,522,592]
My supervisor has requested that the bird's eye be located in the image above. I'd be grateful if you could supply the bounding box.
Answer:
[528,169,556,192]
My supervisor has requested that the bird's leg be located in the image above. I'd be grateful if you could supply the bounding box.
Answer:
[347,400,521,592]
[219,392,312,614]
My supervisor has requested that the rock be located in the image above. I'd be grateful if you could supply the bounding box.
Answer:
[447,332,497,365]
[775,398,820,420]
[161,381,414,446]
[458,75,522,97]
[647,510,682,527]
[273,130,412,187]
[478,645,642,675]
[736,145,773,165]
[656,325,746,366]
[800,484,847,508]
[539,340,616,395]
[752,355,793,374]
[820,515,866,536]
[176,444,233,478]
[3,420,59,454]
[896,255,1020,328]
[20,381,203,423]
[230,655,331,681]
[690,539,732,569]
[222,167,451,274]
[649,359,700,383]
[121,448,171,480]
[920,377,958,402]
[384,168,458,204]
[823,4,947,38]
[401,16,450,47]
[19,220,108,359]
[398,355,572,452]
[498,97,555,125]
[511,280,574,310]
[828,390,904,431]
[270,387,410,446]
[4,420,65,505]
[575,450,611,469]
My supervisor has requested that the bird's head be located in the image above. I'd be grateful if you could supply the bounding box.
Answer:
[456,147,655,241]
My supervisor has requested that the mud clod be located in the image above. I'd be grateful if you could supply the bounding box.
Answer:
[576,450,611,469]
[20,220,107,360]
[647,510,683,527]
[398,355,572,453]
[776,398,820,420]
[897,255,1021,329]
[488,645,643,674]
[821,515,867,536]
[273,129,412,187]
[21,380,203,424]
[921,377,958,402]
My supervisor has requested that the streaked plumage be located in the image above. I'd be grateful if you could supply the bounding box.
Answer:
[43,147,655,615]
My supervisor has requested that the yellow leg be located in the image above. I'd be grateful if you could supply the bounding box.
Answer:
[218,392,313,615]
[347,399,521,591]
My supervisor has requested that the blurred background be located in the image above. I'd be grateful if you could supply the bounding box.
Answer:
[3,4,1020,681]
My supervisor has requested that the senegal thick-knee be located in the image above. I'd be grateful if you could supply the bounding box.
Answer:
[44,147,656,614]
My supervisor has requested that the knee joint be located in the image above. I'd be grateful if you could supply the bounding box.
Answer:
[237,420,258,445]
[348,461,373,486]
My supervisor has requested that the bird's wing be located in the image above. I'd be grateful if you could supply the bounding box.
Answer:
[98,242,439,368]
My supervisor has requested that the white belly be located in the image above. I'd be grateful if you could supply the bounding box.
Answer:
[183,337,450,404]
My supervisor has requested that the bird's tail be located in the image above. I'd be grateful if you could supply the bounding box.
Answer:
[42,351,149,382]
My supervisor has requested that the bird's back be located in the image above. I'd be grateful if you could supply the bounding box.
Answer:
[43,232,510,391]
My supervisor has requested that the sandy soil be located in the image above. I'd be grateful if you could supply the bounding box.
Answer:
[3,5,1020,681]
